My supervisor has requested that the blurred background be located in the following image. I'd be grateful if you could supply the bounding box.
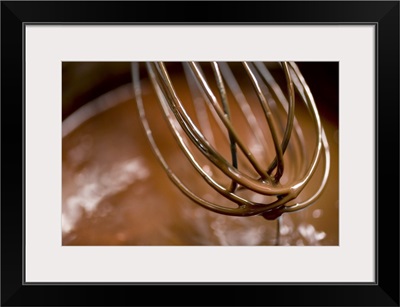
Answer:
[62,62,339,246]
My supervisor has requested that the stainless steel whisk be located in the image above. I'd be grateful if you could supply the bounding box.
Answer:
[132,62,330,221]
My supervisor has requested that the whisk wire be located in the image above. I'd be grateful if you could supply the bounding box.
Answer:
[132,61,330,219]
[210,62,238,192]
[188,62,272,182]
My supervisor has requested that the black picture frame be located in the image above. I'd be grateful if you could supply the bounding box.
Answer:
[1,1,399,306]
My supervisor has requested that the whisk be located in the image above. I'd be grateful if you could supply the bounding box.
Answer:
[131,62,330,221]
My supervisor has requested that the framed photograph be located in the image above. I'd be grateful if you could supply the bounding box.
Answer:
[1,1,399,306]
